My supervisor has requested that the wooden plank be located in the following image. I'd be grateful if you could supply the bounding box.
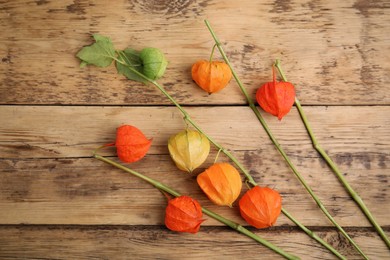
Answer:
[1,0,389,105]
[0,156,388,229]
[1,105,388,227]
[1,106,388,158]
[0,225,388,260]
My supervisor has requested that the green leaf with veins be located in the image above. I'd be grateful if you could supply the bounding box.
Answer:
[76,34,116,67]
[76,35,167,83]
[116,49,147,83]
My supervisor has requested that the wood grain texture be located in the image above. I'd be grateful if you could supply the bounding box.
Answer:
[0,156,388,228]
[1,105,389,158]
[0,106,388,228]
[0,0,389,105]
[0,225,388,260]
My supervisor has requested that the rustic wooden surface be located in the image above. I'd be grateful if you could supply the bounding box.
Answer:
[0,0,389,259]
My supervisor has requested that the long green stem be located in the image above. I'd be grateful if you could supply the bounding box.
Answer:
[280,208,346,259]
[93,153,299,260]
[204,19,366,259]
[275,60,390,249]
[113,46,345,259]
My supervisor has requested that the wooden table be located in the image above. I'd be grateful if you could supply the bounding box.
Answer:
[0,1,389,259]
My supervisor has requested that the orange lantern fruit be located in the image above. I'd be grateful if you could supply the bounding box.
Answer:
[165,196,204,234]
[239,186,282,229]
[191,60,232,94]
[115,125,152,163]
[256,66,295,120]
[197,163,242,207]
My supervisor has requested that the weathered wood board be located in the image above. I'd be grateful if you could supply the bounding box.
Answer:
[0,226,387,260]
[0,0,389,105]
[1,106,389,158]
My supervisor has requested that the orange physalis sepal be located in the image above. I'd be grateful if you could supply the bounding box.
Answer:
[239,186,282,229]
[115,125,152,163]
[197,163,242,207]
[165,196,204,234]
[191,60,232,94]
[256,65,295,120]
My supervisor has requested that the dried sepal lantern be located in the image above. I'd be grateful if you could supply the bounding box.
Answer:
[197,163,242,207]
[168,129,210,173]
[165,196,204,234]
[192,60,232,94]
[239,186,282,229]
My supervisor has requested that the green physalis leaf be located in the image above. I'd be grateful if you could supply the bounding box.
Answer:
[116,49,147,83]
[76,35,168,83]
[140,47,168,80]
[76,34,116,67]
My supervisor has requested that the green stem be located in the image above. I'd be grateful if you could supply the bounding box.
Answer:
[205,25,254,106]
[93,153,299,260]
[281,208,346,260]
[204,19,360,260]
[209,44,217,63]
[94,154,180,197]
[275,59,390,249]
[112,44,345,259]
